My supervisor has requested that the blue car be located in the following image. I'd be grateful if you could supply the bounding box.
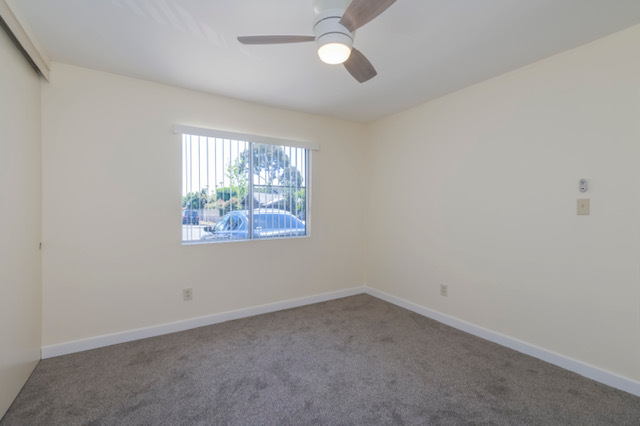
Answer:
[182,210,199,225]
[202,209,306,241]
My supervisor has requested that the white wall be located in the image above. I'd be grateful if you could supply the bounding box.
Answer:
[32,18,640,396]
[41,63,366,346]
[0,29,42,417]
[365,24,640,382]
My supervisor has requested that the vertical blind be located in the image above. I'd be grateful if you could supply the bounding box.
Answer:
[176,126,316,243]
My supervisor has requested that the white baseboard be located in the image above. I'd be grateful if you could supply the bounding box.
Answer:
[41,284,640,398]
[365,286,640,397]
[41,286,366,359]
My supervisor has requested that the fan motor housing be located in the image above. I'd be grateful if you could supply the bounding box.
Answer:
[313,0,354,45]
[314,10,353,42]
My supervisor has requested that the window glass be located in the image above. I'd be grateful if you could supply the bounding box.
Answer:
[181,133,309,243]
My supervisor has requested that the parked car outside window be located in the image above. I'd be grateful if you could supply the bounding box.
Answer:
[182,210,199,225]
[202,209,305,241]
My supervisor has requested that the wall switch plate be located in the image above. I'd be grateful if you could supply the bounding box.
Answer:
[440,284,448,297]
[183,288,193,301]
[577,199,590,215]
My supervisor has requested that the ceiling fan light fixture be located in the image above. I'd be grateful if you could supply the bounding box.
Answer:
[313,7,353,65]
[318,41,352,64]
[239,0,392,82]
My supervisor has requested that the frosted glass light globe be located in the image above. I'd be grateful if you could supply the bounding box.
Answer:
[318,42,352,64]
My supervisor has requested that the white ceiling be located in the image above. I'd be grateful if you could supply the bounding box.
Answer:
[11,0,640,122]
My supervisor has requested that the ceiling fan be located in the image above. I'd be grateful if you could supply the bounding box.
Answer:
[237,0,396,83]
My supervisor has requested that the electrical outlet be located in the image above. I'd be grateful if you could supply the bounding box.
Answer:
[440,284,448,297]
[183,288,193,301]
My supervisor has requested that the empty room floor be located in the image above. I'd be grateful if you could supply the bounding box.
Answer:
[2,294,640,425]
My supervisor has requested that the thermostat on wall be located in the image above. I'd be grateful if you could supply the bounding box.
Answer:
[579,179,588,193]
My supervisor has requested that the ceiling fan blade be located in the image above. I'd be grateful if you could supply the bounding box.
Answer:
[340,0,396,32]
[344,48,377,83]
[237,35,315,45]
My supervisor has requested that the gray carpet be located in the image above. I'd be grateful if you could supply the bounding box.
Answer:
[2,294,640,425]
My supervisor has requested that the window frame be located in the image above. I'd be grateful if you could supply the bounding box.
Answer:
[175,125,317,245]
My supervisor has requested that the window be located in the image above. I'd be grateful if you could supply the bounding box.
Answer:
[175,126,316,244]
